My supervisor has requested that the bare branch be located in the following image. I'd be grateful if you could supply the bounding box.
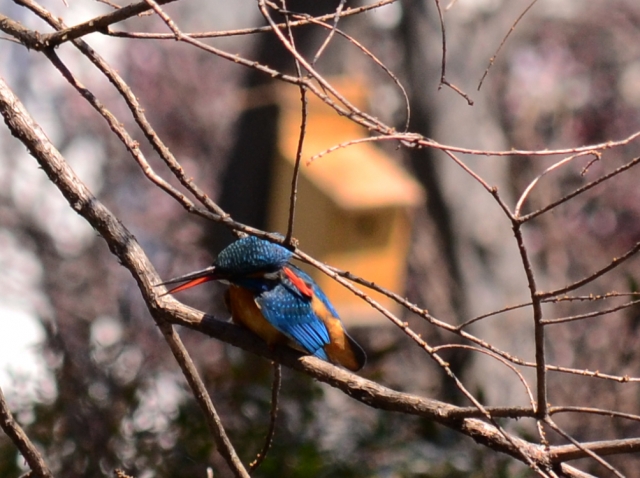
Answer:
[540,239,640,299]
[542,298,640,325]
[433,0,474,105]
[477,0,539,91]
[0,74,249,478]
[104,0,402,41]
[3,0,640,472]
[514,151,599,218]
[545,419,624,477]
[512,221,546,418]
[0,386,53,478]
[282,0,307,245]
[550,406,640,424]
[520,154,640,222]
[249,364,281,471]
[34,0,179,48]
[310,0,346,65]
[19,0,231,221]
[159,324,249,477]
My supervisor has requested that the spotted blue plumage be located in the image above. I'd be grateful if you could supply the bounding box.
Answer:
[256,266,331,360]
[159,235,366,370]
[215,236,293,276]
[288,266,340,317]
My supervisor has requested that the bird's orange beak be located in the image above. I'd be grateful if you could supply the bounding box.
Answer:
[156,266,218,296]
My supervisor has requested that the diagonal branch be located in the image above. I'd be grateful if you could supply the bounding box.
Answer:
[159,323,250,478]
[34,0,179,48]
[41,0,399,46]
[18,0,229,221]
[0,386,54,478]
[540,239,640,299]
[0,74,249,478]
[249,363,281,471]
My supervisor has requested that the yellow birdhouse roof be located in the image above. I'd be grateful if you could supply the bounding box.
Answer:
[277,78,424,211]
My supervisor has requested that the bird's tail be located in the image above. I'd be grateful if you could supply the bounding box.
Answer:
[324,330,367,372]
[344,333,367,371]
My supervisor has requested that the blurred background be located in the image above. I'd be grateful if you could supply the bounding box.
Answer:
[1,0,640,476]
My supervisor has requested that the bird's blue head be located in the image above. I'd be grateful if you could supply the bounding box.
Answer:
[214,236,293,276]
[158,236,293,295]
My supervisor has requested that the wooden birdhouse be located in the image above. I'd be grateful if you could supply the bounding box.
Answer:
[268,78,424,325]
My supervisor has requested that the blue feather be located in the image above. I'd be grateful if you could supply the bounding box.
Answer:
[215,236,292,277]
[256,280,330,360]
[286,266,340,317]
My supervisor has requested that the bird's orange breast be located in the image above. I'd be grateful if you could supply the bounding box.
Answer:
[226,285,288,347]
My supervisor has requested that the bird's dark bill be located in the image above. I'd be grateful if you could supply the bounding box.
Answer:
[157,266,217,295]
[163,276,215,295]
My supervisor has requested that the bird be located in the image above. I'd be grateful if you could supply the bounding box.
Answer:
[157,235,366,371]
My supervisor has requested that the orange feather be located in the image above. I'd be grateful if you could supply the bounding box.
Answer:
[226,285,288,347]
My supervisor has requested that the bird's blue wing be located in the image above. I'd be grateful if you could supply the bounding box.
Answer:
[256,278,330,360]
[286,266,340,317]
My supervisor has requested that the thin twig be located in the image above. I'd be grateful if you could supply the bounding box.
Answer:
[512,222,546,418]
[520,154,640,222]
[457,292,640,330]
[540,239,640,299]
[257,0,391,134]
[41,0,179,47]
[477,0,539,91]
[41,48,190,205]
[306,134,421,165]
[105,0,400,41]
[303,128,640,160]
[432,344,536,409]
[550,436,640,463]
[143,0,184,39]
[550,406,640,424]
[546,365,638,383]
[514,151,599,218]
[542,298,640,325]
[545,418,624,477]
[433,0,473,105]
[311,0,346,65]
[281,0,307,246]
[457,300,533,329]
[19,0,230,221]
[440,148,516,219]
[96,0,121,9]
[0,386,54,478]
[249,363,281,471]
[293,14,411,132]
[159,323,250,478]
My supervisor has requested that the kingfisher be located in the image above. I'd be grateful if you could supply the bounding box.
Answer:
[158,236,366,371]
